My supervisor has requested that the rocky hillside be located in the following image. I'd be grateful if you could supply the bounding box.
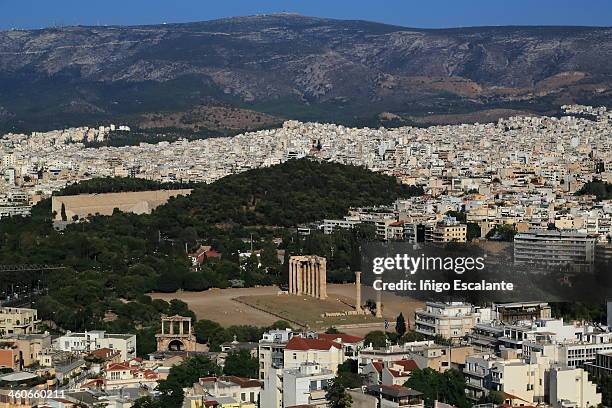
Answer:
[1,14,611,131]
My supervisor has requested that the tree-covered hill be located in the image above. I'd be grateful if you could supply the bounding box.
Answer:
[0,159,421,345]
[576,180,612,201]
[155,159,422,228]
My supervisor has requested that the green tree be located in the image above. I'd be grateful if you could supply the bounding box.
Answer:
[403,331,426,342]
[223,349,259,378]
[167,355,221,387]
[326,378,353,408]
[478,390,505,405]
[60,203,67,221]
[131,396,161,408]
[486,224,517,241]
[405,368,469,408]
[364,330,387,348]
[157,379,184,408]
[136,328,158,357]
[395,313,406,337]
[433,335,452,346]
[336,359,363,388]
[364,299,377,315]
[589,374,612,407]
[467,223,481,240]
[268,320,292,330]
[576,180,612,200]
[445,210,466,223]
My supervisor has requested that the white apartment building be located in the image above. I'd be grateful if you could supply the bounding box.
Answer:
[321,218,361,234]
[425,218,467,243]
[196,376,262,406]
[513,229,596,268]
[466,351,602,408]
[517,319,612,367]
[258,329,294,380]
[282,363,333,408]
[490,353,551,404]
[464,353,503,401]
[500,318,584,350]
[283,336,344,374]
[465,319,608,406]
[549,367,601,408]
[53,330,136,361]
[414,302,481,342]
[260,367,283,408]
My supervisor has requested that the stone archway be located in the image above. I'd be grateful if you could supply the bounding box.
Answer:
[168,339,185,351]
[156,314,197,352]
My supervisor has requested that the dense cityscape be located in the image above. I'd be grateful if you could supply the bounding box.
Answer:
[0,103,610,408]
[2,105,612,242]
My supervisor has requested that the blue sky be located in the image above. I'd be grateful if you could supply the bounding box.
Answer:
[1,0,611,29]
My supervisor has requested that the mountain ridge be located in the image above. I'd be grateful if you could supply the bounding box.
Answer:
[1,14,611,132]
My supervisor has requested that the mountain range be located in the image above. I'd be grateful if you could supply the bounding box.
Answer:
[1,13,611,132]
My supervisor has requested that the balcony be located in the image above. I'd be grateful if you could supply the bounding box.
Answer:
[309,389,327,402]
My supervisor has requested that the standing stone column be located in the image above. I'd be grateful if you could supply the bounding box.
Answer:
[295,261,302,295]
[293,261,300,295]
[309,261,314,296]
[355,271,363,312]
[297,261,303,295]
[313,267,321,299]
[305,261,310,296]
[289,260,294,294]
[294,261,298,295]
[375,286,383,318]
[319,258,327,300]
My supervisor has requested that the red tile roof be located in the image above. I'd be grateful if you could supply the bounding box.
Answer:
[285,337,342,351]
[394,359,419,371]
[199,376,263,388]
[81,378,105,388]
[90,348,119,360]
[106,362,131,371]
[205,249,221,258]
[143,369,159,379]
[221,375,263,388]
[388,368,410,378]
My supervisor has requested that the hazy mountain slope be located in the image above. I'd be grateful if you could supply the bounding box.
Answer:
[0,14,611,131]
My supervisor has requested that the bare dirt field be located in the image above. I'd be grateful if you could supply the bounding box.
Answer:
[235,294,383,329]
[150,284,424,336]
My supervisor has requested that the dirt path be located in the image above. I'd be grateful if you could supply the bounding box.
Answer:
[150,284,424,335]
